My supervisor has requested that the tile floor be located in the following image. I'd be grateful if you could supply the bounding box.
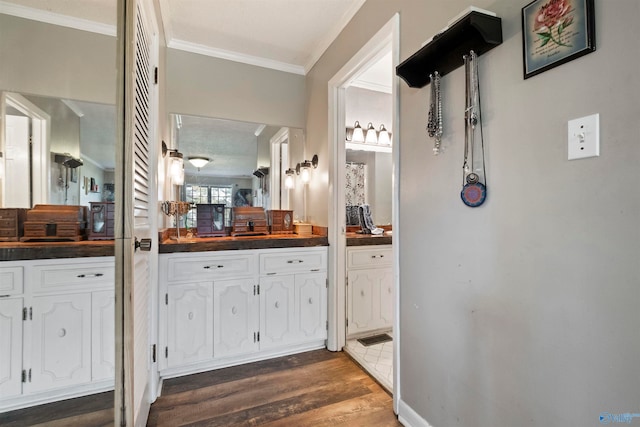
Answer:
[345,333,393,392]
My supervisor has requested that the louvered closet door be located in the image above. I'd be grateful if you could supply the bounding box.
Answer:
[118,0,158,425]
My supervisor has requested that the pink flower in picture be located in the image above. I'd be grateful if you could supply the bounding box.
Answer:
[533,0,574,48]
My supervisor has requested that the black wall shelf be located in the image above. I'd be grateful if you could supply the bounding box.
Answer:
[396,11,503,88]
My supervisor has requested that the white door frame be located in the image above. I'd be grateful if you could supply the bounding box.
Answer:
[327,13,400,411]
[0,92,51,207]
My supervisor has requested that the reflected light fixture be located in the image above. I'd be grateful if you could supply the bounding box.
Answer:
[377,124,391,146]
[365,122,377,144]
[284,168,295,189]
[352,121,364,143]
[188,156,210,170]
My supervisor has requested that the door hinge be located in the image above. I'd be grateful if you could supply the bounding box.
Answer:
[165,293,168,305]
[165,347,168,358]
[23,307,27,321]
[28,368,31,382]
[253,331,256,343]
[29,307,32,320]
[257,331,260,342]
[154,67,158,84]
[151,344,156,363]
[346,318,349,327]
[326,278,329,288]
[326,320,328,330]
[21,369,26,382]
[257,284,260,295]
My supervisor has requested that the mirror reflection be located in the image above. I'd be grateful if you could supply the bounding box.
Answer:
[1,92,115,209]
[170,113,300,229]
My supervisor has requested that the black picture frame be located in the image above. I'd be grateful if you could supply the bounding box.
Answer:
[522,0,595,79]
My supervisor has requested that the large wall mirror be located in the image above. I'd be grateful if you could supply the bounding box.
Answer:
[0,8,117,422]
[1,92,115,209]
[169,113,304,228]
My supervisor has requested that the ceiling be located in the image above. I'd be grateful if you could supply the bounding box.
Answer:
[0,0,368,75]
[1,0,391,176]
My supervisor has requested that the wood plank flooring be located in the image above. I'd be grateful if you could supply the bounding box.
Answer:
[0,391,114,427]
[0,350,399,427]
[148,349,401,427]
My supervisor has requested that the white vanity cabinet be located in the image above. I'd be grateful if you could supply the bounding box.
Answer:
[258,248,328,350]
[213,278,259,358]
[0,257,115,412]
[0,297,23,399]
[159,246,327,377]
[346,245,393,337]
[166,282,214,367]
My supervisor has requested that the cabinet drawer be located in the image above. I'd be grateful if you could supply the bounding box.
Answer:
[32,261,114,293]
[167,254,256,282]
[0,266,23,295]
[347,246,393,269]
[0,219,16,228]
[260,250,327,275]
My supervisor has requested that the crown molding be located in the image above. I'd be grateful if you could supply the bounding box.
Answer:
[303,0,366,74]
[0,1,116,37]
[350,80,392,94]
[168,39,305,75]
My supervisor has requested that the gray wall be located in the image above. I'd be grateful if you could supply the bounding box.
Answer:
[166,49,306,129]
[306,1,640,426]
[0,14,116,104]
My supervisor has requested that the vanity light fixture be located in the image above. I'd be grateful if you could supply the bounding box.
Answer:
[188,156,210,170]
[284,168,296,189]
[162,141,185,185]
[377,124,391,146]
[295,154,319,184]
[365,122,378,144]
[352,121,365,143]
[170,151,184,185]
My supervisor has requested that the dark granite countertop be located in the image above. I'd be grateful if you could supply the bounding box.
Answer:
[0,240,115,261]
[346,232,392,246]
[159,234,329,253]
[0,234,330,261]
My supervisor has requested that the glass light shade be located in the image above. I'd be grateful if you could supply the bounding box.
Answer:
[300,161,312,183]
[188,156,209,169]
[170,152,184,185]
[365,122,377,144]
[378,124,391,146]
[284,172,295,189]
[352,121,364,143]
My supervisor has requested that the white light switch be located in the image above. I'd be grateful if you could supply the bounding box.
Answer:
[568,114,599,160]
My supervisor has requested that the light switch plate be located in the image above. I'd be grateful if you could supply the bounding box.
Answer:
[568,113,599,160]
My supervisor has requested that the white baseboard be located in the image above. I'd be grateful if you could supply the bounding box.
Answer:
[397,398,434,427]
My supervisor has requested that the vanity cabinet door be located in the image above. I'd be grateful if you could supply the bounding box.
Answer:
[92,290,115,382]
[167,283,213,368]
[0,297,23,398]
[296,272,327,342]
[213,278,259,359]
[347,267,393,336]
[29,293,91,393]
[260,275,296,350]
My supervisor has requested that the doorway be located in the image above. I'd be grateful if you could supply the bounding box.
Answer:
[1,92,50,208]
[327,13,400,407]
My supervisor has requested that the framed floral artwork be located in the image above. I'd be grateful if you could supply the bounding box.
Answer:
[522,0,595,79]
